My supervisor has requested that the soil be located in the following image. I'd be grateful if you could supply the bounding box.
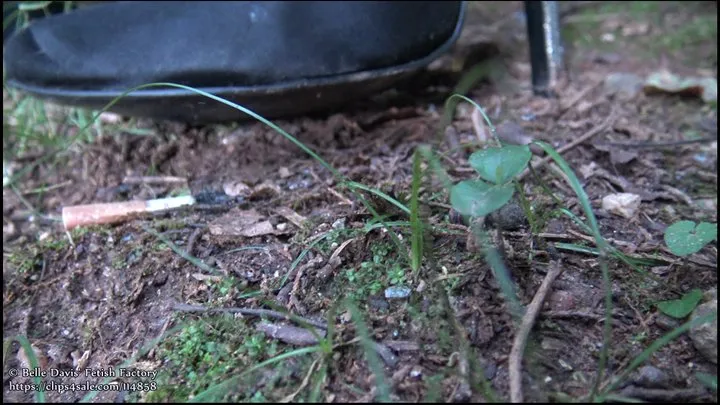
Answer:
[3,1,717,403]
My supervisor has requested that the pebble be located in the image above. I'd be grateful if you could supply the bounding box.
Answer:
[689,289,717,364]
[632,365,668,388]
[222,180,251,197]
[654,313,680,331]
[547,290,576,311]
[368,296,389,311]
[482,360,497,380]
[385,286,412,300]
[487,200,527,231]
[331,218,346,230]
[603,72,643,98]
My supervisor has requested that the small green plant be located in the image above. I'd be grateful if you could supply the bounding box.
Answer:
[146,316,281,402]
[342,241,402,299]
[5,246,41,274]
[450,144,532,218]
[388,266,406,285]
[656,289,704,319]
[664,220,717,257]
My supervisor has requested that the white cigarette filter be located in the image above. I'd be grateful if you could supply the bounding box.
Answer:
[62,195,196,230]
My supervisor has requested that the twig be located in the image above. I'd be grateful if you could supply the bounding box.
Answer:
[185,227,203,257]
[122,175,188,185]
[280,357,321,403]
[20,180,73,195]
[557,80,602,119]
[327,187,354,206]
[438,284,490,401]
[517,108,617,181]
[288,260,306,311]
[509,259,564,403]
[616,386,708,402]
[540,310,603,320]
[143,225,217,274]
[147,317,172,359]
[172,303,328,330]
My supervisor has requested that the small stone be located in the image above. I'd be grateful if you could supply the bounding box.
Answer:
[482,360,497,380]
[604,72,643,98]
[453,382,472,402]
[695,199,717,212]
[601,32,616,43]
[558,359,574,371]
[99,111,123,124]
[547,290,577,311]
[689,291,717,364]
[368,296,389,311]
[385,286,411,300]
[654,313,680,331]
[278,167,292,178]
[602,192,641,219]
[331,218,346,230]
[250,182,281,200]
[487,200,527,231]
[223,180,251,197]
[632,365,668,388]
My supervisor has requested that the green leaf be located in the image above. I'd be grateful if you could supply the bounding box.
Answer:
[469,145,532,185]
[450,180,514,217]
[695,372,717,391]
[17,1,52,12]
[657,289,703,319]
[664,221,718,256]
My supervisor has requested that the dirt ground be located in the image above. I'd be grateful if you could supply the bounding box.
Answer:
[3,1,718,403]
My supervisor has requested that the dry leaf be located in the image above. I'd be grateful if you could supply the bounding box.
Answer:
[276,207,307,228]
[644,70,717,103]
[208,208,276,237]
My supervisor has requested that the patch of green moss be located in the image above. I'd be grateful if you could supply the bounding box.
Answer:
[144,315,296,402]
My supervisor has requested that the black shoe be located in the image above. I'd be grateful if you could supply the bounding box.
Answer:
[4,1,465,123]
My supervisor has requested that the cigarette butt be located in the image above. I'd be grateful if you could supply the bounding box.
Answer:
[62,196,195,230]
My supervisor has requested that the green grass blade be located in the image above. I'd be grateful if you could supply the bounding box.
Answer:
[598,310,717,401]
[142,225,219,275]
[410,149,424,275]
[14,335,46,403]
[417,145,453,191]
[346,181,410,215]
[532,141,613,401]
[81,323,186,402]
[281,230,338,287]
[189,346,323,402]
[471,224,523,320]
[344,299,391,402]
[695,372,717,392]
[443,94,499,145]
